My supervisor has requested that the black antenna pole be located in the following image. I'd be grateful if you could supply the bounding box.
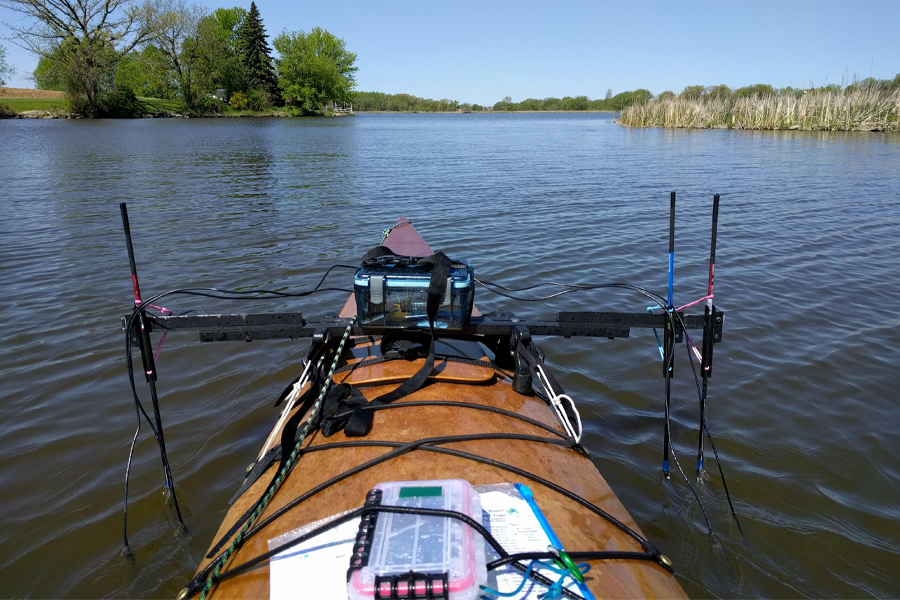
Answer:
[662,191,676,478]
[697,194,720,472]
[120,203,185,527]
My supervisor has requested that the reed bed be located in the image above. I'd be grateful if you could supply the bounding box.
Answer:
[619,88,900,132]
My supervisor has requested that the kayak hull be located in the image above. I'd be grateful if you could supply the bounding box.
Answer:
[196,220,687,599]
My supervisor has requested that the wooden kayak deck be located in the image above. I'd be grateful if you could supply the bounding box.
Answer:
[195,219,686,599]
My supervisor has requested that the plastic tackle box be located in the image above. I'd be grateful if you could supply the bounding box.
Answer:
[347,479,486,600]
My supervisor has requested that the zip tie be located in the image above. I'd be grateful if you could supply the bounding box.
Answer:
[153,332,168,363]
[647,294,713,313]
[259,358,315,458]
[675,294,713,312]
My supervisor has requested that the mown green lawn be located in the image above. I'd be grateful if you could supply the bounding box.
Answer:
[2,94,299,117]
[2,97,67,112]
[138,96,182,113]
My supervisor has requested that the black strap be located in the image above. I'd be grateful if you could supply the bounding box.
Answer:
[361,245,398,264]
[322,252,452,438]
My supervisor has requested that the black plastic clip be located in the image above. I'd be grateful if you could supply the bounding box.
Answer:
[511,326,533,395]
[348,489,383,578]
[374,571,449,599]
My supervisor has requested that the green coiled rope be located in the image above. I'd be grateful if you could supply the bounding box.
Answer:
[199,316,357,600]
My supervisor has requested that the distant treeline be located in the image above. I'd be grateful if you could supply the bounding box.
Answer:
[353,90,652,112]
[356,78,900,115]
[620,77,900,132]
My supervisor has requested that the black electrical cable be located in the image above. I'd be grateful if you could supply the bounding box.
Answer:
[487,551,663,571]
[228,398,567,508]
[194,503,666,600]
[123,317,180,556]
[121,267,357,558]
[474,279,720,535]
[196,432,658,584]
[203,431,579,560]
[681,327,744,536]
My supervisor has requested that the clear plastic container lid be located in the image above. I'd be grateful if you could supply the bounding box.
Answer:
[348,479,487,600]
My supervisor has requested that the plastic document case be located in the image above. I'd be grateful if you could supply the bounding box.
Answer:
[347,479,487,600]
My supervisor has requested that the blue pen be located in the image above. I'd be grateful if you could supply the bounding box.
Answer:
[515,484,596,600]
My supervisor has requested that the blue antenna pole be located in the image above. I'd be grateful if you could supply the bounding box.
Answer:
[668,191,675,308]
[662,191,675,477]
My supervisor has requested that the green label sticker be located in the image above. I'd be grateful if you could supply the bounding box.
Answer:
[399,486,443,498]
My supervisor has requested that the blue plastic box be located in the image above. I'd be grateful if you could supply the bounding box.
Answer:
[354,259,474,329]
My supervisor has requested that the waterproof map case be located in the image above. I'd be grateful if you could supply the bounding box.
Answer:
[354,258,474,329]
[347,479,487,600]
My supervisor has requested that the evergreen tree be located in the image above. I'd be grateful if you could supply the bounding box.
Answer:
[238,2,278,97]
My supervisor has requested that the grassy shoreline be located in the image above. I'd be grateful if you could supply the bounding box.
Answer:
[358,109,615,114]
[0,96,346,119]
[619,88,900,132]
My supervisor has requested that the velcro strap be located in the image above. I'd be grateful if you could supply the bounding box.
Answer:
[320,252,453,438]
[321,383,369,437]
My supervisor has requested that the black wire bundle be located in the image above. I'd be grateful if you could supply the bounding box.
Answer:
[475,277,742,535]
[121,265,357,557]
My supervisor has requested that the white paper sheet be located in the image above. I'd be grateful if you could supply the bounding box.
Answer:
[267,486,589,600]
[479,486,587,600]
[268,513,359,600]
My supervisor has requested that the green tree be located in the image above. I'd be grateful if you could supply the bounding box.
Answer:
[680,85,705,99]
[571,95,589,110]
[141,0,204,102]
[33,53,66,90]
[0,44,15,86]
[657,90,675,101]
[115,45,178,98]
[606,90,650,111]
[705,84,732,100]
[274,27,357,113]
[238,2,278,97]
[182,7,247,98]
[733,83,774,98]
[493,95,513,111]
[0,0,160,114]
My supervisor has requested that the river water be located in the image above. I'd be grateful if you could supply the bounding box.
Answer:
[1,113,898,598]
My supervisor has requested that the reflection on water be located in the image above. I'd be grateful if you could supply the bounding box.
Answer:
[0,114,899,598]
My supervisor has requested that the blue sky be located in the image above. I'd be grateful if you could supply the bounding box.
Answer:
[2,0,899,103]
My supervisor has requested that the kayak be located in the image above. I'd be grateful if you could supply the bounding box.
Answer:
[186,218,688,600]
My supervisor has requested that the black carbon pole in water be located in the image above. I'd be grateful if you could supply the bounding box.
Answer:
[662,192,675,477]
[697,194,720,472]
[120,203,185,527]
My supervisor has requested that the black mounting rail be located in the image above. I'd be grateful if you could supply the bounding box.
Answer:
[136,310,724,344]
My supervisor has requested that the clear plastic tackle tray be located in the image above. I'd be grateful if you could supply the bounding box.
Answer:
[347,479,486,600]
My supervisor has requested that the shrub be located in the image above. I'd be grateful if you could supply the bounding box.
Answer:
[186,95,222,116]
[65,87,143,117]
[100,88,143,118]
[680,85,705,99]
[0,101,16,118]
[246,89,271,111]
[733,83,775,98]
[230,91,248,109]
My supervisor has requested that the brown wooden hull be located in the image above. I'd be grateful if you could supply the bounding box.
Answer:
[195,220,687,599]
